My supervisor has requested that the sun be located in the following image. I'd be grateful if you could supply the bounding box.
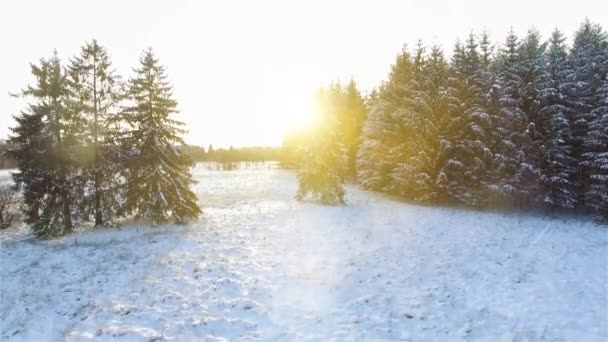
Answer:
[273,90,317,141]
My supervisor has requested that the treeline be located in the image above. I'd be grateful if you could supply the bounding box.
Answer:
[6,41,201,238]
[291,20,608,221]
[186,145,280,163]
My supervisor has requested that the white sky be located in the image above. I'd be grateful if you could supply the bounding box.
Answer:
[1,0,606,148]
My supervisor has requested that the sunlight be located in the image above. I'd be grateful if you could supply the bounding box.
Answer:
[274,90,317,140]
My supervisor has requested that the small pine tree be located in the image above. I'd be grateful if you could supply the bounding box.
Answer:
[122,49,201,224]
[296,88,348,205]
[296,126,348,205]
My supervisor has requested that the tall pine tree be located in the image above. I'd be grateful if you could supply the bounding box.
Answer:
[68,40,124,225]
[358,46,415,192]
[538,29,578,209]
[122,49,201,224]
[9,52,76,237]
[296,87,348,205]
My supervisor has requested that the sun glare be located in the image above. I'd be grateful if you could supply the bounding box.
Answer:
[276,90,317,139]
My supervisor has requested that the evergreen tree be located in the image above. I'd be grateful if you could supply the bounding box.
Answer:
[576,22,608,221]
[68,40,123,225]
[8,53,76,237]
[538,29,578,208]
[296,91,348,205]
[341,80,367,179]
[357,46,415,192]
[567,19,608,212]
[491,29,533,206]
[7,110,50,228]
[444,36,494,207]
[390,43,451,202]
[511,29,547,205]
[122,49,201,223]
[582,80,608,221]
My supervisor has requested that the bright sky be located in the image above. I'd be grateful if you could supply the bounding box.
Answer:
[1,0,606,148]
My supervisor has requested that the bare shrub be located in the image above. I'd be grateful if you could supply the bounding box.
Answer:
[0,186,20,229]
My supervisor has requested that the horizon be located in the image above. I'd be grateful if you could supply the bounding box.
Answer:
[1,0,606,148]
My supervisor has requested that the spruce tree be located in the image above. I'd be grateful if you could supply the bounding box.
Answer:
[511,29,547,205]
[7,110,50,227]
[68,40,123,225]
[122,49,201,224]
[389,43,451,202]
[358,46,415,192]
[492,29,532,207]
[9,53,76,237]
[444,36,494,207]
[296,89,348,205]
[576,22,608,221]
[582,82,608,221]
[538,29,578,209]
[341,80,367,179]
[567,19,608,212]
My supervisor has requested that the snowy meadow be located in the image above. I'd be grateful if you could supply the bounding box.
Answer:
[1,164,606,341]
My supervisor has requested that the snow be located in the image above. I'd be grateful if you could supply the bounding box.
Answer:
[1,163,607,341]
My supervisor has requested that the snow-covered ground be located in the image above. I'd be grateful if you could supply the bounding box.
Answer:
[1,164,607,341]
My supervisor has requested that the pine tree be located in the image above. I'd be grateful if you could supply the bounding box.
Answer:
[341,80,367,179]
[444,36,495,207]
[122,49,201,224]
[389,43,451,202]
[296,94,348,205]
[567,19,608,212]
[68,40,124,225]
[511,29,547,205]
[8,52,76,237]
[358,46,415,192]
[491,29,532,207]
[538,29,578,209]
[576,22,608,221]
[7,110,50,227]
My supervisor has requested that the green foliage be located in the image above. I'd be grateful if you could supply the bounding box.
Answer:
[296,119,347,205]
[68,40,124,225]
[9,53,75,237]
[121,49,201,224]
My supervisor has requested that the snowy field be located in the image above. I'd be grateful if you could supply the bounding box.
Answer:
[1,164,607,341]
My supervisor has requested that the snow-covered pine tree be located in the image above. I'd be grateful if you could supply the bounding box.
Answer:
[122,49,201,224]
[68,40,124,226]
[296,88,348,205]
[491,29,531,207]
[567,19,608,212]
[444,36,495,207]
[578,23,608,221]
[9,53,76,237]
[357,46,415,192]
[389,43,451,202]
[582,79,608,221]
[537,29,578,209]
[511,29,547,205]
[388,42,430,200]
[341,80,367,179]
